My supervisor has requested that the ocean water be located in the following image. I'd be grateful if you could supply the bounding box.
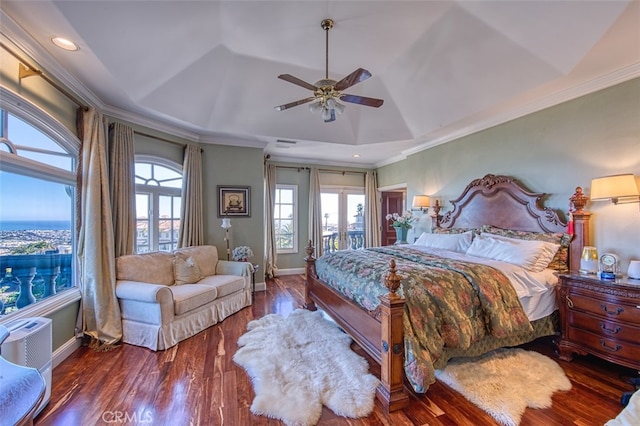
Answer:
[0,220,72,231]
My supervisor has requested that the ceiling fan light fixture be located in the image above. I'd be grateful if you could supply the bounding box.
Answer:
[309,101,323,113]
[334,101,345,115]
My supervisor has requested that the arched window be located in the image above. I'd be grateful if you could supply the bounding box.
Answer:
[0,88,79,318]
[135,157,182,253]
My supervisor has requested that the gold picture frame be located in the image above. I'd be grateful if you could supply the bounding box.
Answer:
[218,186,250,217]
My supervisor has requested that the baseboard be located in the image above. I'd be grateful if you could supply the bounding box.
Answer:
[254,281,266,292]
[52,336,82,368]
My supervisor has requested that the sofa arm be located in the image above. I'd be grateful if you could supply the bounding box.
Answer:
[216,260,253,276]
[116,281,173,304]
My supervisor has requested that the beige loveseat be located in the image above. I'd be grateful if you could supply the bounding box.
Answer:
[115,245,252,350]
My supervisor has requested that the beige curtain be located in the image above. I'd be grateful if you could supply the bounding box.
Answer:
[77,107,122,349]
[108,122,136,257]
[308,167,323,257]
[264,162,278,278]
[364,171,381,247]
[178,144,204,247]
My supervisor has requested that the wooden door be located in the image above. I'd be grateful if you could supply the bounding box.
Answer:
[381,191,404,246]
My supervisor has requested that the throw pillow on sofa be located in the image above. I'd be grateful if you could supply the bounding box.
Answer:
[174,255,202,285]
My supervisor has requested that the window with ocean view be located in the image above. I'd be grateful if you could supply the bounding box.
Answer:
[135,158,182,253]
[0,106,77,317]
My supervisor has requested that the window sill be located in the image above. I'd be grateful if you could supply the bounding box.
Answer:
[0,288,81,325]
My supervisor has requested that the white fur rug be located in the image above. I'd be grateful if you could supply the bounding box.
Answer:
[435,348,571,426]
[233,309,379,426]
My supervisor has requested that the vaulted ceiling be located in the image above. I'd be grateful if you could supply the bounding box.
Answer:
[2,1,639,167]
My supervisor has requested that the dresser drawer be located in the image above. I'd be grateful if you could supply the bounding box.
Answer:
[568,327,640,366]
[566,291,640,325]
[567,310,640,344]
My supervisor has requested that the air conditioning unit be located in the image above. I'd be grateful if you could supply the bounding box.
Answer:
[1,317,52,416]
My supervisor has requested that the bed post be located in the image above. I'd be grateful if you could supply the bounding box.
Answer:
[303,241,317,311]
[377,260,410,411]
[569,187,591,271]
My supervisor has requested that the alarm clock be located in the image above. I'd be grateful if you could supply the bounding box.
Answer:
[600,253,620,280]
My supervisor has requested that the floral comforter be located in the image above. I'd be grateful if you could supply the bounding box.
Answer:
[314,245,533,392]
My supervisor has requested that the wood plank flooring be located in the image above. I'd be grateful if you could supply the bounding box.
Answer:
[36,274,635,425]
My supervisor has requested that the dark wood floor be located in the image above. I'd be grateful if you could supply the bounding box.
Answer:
[36,274,635,425]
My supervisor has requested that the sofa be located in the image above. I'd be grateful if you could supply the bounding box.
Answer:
[115,245,252,350]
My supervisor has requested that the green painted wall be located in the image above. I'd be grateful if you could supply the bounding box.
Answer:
[377,77,640,268]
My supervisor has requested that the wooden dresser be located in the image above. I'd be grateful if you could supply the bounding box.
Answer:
[557,273,640,371]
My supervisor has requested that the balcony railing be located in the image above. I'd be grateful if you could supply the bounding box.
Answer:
[0,253,73,316]
[322,230,365,254]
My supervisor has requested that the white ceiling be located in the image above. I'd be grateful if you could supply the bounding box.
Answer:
[2,1,639,167]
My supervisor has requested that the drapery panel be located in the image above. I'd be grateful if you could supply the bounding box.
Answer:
[178,144,204,248]
[108,122,136,257]
[264,162,278,278]
[364,170,381,248]
[308,167,323,257]
[76,107,122,349]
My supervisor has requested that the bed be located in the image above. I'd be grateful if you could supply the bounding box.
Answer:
[303,174,592,411]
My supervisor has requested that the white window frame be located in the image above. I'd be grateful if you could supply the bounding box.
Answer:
[275,184,298,254]
[0,87,81,323]
[135,155,182,253]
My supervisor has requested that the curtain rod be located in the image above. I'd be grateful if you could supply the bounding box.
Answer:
[275,165,365,176]
[1,41,85,107]
[131,129,203,152]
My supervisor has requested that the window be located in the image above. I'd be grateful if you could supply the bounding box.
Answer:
[135,158,182,253]
[274,184,298,253]
[0,99,78,318]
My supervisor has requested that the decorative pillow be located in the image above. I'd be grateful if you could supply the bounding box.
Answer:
[414,231,473,253]
[480,225,573,273]
[466,234,544,270]
[174,255,202,285]
[432,227,479,236]
[479,232,560,273]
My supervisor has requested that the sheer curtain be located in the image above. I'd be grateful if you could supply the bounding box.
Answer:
[76,107,122,349]
[264,162,278,278]
[308,168,323,257]
[364,170,381,247]
[178,144,204,247]
[108,122,136,257]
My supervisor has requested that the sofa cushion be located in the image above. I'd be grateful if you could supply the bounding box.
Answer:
[174,255,202,285]
[198,275,246,298]
[174,245,218,277]
[169,284,218,316]
[116,252,175,286]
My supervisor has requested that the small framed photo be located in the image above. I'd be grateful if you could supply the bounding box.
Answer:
[218,186,251,217]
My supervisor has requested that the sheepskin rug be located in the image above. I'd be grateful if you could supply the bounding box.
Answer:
[233,309,379,426]
[435,348,572,426]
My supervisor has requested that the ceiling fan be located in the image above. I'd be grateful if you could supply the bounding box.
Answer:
[274,18,384,123]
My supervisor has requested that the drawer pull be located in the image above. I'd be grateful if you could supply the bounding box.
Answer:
[600,322,621,334]
[566,296,574,308]
[599,339,622,352]
[600,304,623,316]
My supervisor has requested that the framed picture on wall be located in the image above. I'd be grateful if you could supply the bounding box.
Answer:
[218,186,251,217]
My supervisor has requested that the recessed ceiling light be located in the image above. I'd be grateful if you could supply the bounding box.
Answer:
[51,36,79,51]
[353,154,360,158]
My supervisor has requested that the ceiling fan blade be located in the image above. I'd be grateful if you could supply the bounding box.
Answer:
[277,74,318,91]
[340,94,384,108]
[334,68,372,91]
[274,97,316,111]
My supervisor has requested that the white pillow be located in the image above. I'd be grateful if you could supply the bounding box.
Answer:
[414,231,473,253]
[465,234,543,270]
[480,232,560,272]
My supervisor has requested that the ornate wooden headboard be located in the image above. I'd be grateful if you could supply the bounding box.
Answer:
[433,174,590,271]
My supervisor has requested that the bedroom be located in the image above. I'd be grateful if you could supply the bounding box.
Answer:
[1,1,639,424]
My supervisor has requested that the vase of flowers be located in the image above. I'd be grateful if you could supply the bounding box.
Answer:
[232,246,254,262]
[385,211,414,245]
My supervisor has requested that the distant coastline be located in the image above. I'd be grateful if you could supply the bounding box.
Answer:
[0,220,71,231]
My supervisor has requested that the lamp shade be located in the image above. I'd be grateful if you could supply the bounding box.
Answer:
[412,195,430,209]
[221,218,232,229]
[590,174,640,203]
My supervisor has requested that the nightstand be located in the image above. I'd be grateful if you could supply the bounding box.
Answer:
[556,273,640,371]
